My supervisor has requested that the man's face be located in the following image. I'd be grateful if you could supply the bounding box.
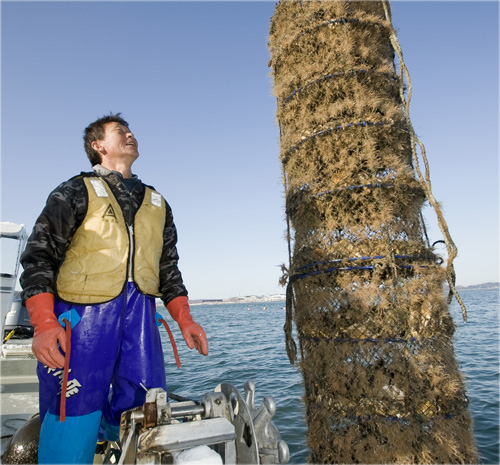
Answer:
[98,122,139,162]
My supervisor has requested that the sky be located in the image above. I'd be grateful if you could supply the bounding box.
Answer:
[1,1,498,300]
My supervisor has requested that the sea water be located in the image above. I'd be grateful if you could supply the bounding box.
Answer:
[158,288,499,464]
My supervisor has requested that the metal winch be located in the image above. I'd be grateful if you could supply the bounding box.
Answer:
[118,380,290,464]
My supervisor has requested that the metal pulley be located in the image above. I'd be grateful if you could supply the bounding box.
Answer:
[217,381,290,464]
[118,381,290,464]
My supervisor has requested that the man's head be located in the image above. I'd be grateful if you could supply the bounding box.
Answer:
[83,113,132,166]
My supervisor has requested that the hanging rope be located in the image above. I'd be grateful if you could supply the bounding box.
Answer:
[381,0,467,322]
[282,164,297,365]
[60,318,72,422]
[157,317,182,368]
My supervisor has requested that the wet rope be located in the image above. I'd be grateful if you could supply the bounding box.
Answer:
[284,278,298,365]
[282,162,298,365]
[381,0,467,322]
[60,318,71,422]
[158,318,182,368]
[168,392,201,405]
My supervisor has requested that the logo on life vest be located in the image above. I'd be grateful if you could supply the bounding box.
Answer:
[103,204,117,219]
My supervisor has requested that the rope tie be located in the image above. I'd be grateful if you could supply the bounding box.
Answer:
[271,17,387,68]
[283,251,440,365]
[290,182,425,200]
[282,119,407,164]
[282,69,398,106]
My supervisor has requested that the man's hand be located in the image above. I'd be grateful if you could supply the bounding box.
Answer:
[25,293,66,369]
[32,326,66,369]
[181,323,208,356]
[166,296,208,356]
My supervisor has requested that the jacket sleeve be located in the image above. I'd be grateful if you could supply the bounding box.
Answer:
[20,177,87,303]
[159,201,188,305]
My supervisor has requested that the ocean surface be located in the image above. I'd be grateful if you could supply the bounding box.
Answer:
[157,288,499,464]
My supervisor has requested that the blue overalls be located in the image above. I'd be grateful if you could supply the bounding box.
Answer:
[37,282,167,464]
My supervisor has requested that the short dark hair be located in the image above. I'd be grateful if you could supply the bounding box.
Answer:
[83,113,129,166]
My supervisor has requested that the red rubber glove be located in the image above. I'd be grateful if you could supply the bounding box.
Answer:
[25,293,66,369]
[166,296,208,356]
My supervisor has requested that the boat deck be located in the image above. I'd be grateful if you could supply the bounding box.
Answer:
[1,340,39,455]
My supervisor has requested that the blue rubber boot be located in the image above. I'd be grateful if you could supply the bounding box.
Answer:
[38,411,102,464]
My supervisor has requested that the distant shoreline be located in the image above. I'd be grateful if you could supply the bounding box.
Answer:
[185,282,499,305]
[455,282,499,291]
[189,294,286,305]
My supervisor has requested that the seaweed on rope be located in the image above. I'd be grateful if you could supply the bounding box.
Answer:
[269,1,478,463]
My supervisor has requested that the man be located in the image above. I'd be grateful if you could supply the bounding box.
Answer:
[20,113,208,464]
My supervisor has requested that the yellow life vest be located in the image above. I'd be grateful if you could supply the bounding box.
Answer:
[56,177,166,304]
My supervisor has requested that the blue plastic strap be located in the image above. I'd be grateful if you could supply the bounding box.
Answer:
[155,311,164,327]
[57,308,81,329]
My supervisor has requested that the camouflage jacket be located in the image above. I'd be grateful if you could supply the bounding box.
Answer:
[20,165,188,305]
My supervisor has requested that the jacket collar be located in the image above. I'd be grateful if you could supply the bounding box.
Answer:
[93,164,138,182]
